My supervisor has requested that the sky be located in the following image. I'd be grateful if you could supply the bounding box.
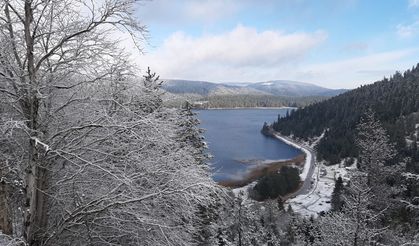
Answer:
[132,0,419,89]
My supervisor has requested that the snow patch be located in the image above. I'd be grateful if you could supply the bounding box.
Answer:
[310,130,326,149]
[30,137,50,152]
[286,161,353,218]
[261,82,273,86]
[232,181,257,205]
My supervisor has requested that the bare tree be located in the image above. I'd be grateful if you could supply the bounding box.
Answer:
[0,1,221,245]
[212,192,283,246]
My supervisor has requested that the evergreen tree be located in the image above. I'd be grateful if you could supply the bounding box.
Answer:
[253,166,301,200]
[356,109,396,172]
[261,122,271,136]
[295,171,388,245]
[331,176,344,211]
[356,109,402,212]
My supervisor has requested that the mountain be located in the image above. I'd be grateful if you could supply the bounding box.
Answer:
[271,65,419,166]
[162,79,347,97]
[246,80,346,97]
[162,80,267,96]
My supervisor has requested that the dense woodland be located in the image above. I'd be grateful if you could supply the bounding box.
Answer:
[164,94,329,109]
[200,95,328,109]
[267,67,419,245]
[272,67,419,166]
[251,166,301,201]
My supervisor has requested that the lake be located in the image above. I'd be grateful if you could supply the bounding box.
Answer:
[194,108,302,182]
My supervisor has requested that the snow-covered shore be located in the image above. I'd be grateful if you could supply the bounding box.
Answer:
[197,106,296,110]
[271,132,312,181]
[230,128,352,218]
[270,130,355,218]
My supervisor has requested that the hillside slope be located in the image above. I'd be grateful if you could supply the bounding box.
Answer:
[163,79,346,97]
[163,79,267,96]
[272,65,419,166]
[246,80,342,97]
[163,79,347,108]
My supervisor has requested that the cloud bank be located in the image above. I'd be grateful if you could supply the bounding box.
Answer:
[138,25,327,83]
[136,25,418,89]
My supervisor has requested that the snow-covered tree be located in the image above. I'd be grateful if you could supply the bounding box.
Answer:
[356,109,403,212]
[293,171,388,246]
[213,193,283,246]
[356,108,396,174]
[331,176,344,211]
[0,1,221,245]
[292,110,403,245]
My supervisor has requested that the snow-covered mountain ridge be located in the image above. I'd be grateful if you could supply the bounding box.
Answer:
[162,79,348,97]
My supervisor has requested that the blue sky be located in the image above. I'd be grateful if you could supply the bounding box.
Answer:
[135,0,419,89]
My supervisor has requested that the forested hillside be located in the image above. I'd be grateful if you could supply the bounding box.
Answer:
[165,94,328,108]
[203,95,328,108]
[272,66,419,165]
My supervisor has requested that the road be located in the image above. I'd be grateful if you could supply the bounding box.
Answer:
[272,131,316,196]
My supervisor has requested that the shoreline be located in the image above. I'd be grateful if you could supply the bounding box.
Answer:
[194,106,297,110]
[217,128,313,190]
[218,154,306,188]
[270,131,313,181]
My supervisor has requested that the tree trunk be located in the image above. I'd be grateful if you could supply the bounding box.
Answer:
[22,1,49,244]
[0,169,12,235]
[24,144,49,245]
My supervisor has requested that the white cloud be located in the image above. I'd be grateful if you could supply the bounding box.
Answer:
[396,21,419,38]
[409,0,419,7]
[137,25,327,82]
[296,48,419,88]
[134,26,419,89]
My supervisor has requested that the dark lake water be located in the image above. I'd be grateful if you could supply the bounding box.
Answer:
[194,108,302,182]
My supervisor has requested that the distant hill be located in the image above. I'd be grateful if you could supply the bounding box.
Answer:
[272,65,419,166]
[162,80,267,97]
[316,89,349,97]
[245,80,346,97]
[161,79,347,108]
[163,79,347,97]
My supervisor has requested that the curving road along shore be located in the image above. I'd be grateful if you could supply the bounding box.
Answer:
[271,131,316,196]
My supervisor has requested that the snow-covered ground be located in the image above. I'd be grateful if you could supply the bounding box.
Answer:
[310,131,325,149]
[272,133,312,181]
[232,181,257,205]
[286,160,356,218]
[232,160,356,218]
